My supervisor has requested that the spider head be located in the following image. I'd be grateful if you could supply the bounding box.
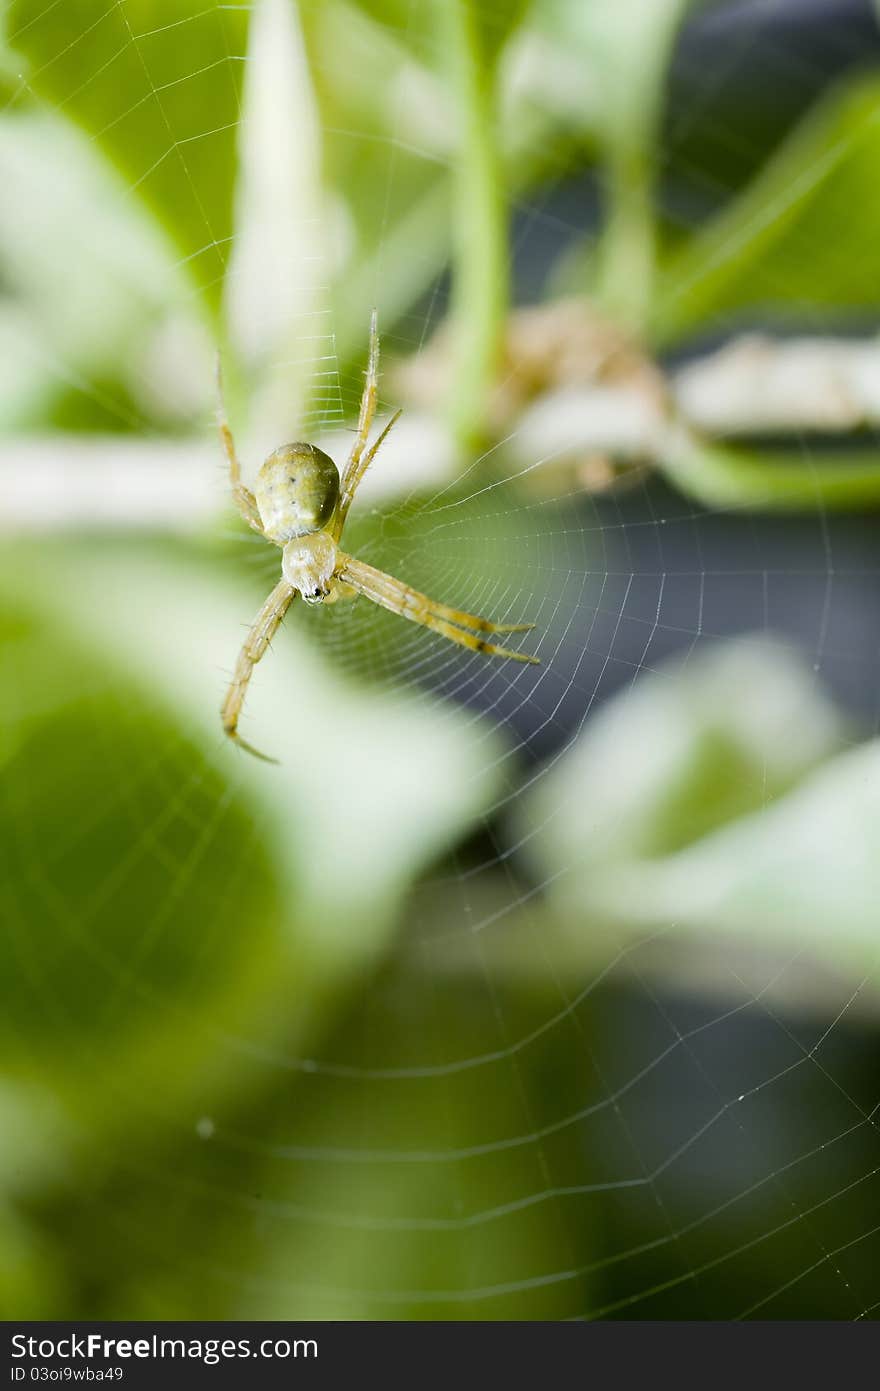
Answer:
[255,443,340,543]
[282,532,337,603]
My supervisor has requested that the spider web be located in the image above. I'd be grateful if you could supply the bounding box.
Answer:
[2,0,880,1322]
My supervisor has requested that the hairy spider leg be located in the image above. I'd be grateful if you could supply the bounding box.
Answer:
[221,578,297,761]
[339,307,380,506]
[334,408,403,539]
[337,555,539,664]
[338,555,533,633]
[215,353,264,535]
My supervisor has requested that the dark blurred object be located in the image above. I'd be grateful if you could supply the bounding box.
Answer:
[667,0,880,206]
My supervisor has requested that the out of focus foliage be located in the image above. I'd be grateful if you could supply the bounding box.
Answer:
[2,0,880,1320]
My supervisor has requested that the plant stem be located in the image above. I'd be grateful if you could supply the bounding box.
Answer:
[592,0,693,333]
[661,426,880,511]
[445,0,508,453]
[598,145,657,333]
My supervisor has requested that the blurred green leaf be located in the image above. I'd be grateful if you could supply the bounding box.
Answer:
[225,0,329,443]
[453,0,531,68]
[515,637,880,976]
[574,736,880,971]
[347,0,529,71]
[7,0,249,316]
[234,1092,588,1319]
[654,76,880,344]
[0,1205,67,1318]
[0,539,508,1143]
[236,1060,589,1314]
[0,111,207,431]
[296,0,597,395]
[299,0,534,441]
[57,972,595,1319]
[338,0,442,72]
[296,1,453,371]
[520,635,843,876]
[0,591,289,1138]
[546,0,695,154]
[0,1084,71,1315]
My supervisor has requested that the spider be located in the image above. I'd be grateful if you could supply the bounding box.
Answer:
[217,311,539,761]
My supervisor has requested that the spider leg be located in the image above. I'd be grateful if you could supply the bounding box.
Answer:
[339,555,533,633]
[338,309,380,503]
[221,578,297,762]
[337,555,539,664]
[215,352,264,534]
[334,408,402,539]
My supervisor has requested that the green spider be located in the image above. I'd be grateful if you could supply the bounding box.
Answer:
[218,312,539,761]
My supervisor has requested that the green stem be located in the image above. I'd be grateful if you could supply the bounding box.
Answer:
[661,426,880,511]
[598,144,657,332]
[445,0,508,452]
[592,0,694,334]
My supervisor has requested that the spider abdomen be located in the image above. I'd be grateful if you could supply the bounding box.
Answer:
[255,443,340,543]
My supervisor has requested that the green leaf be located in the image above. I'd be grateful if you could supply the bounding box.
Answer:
[654,76,880,344]
[216,977,593,1320]
[456,0,532,68]
[294,1,454,380]
[0,1205,67,1318]
[0,589,289,1139]
[514,636,880,979]
[520,635,843,878]
[232,1082,589,1318]
[225,0,330,443]
[0,536,553,1320]
[0,111,206,431]
[3,537,508,939]
[549,735,880,980]
[15,969,595,1319]
[0,539,507,1145]
[7,0,249,316]
[297,0,524,445]
[548,0,695,152]
[347,0,529,70]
